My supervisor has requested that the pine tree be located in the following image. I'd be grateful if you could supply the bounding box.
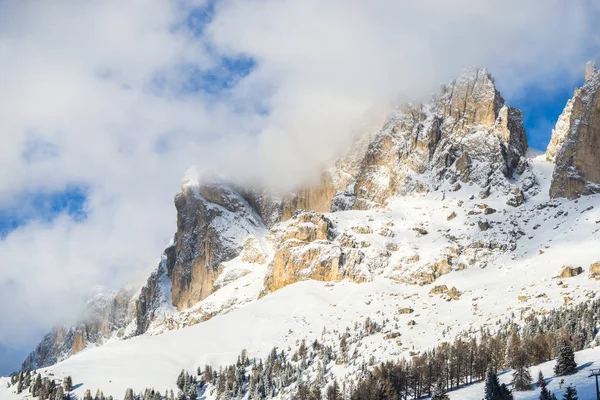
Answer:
[539,385,553,400]
[505,330,522,369]
[431,377,449,400]
[83,389,93,400]
[554,341,577,376]
[500,384,514,400]
[562,385,577,400]
[512,365,532,391]
[63,376,73,392]
[484,369,501,400]
[326,380,341,400]
[177,370,186,391]
[53,386,64,400]
[124,388,134,400]
[537,370,545,388]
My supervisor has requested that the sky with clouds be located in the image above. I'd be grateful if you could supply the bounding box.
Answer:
[0,0,599,374]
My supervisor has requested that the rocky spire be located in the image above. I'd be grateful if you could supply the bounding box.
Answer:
[352,67,530,209]
[549,62,600,199]
[586,60,597,81]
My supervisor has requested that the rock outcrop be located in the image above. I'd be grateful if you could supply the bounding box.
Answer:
[22,287,136,370]
[549,62,600,199]
[170,180,266,310]
[353,68,529,209]
[262,211,369,293]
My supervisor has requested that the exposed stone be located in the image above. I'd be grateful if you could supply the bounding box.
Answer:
[351,225,373,235]
[589,261,600,279]
[506,187,525,207]
[447,287,462,300]
[407,320,416,326]
[378,227,395,237]
[412,257,453,284]
[241,236,267,264]
[478,220,490,231]
[447,211,457,221]
[479,185,491,199]
[412,227,429,235]
[398,307,414,314]
[385,241,399,252]
[171,182,265,311]
[353,68,528,209]
[483,207,496,215]
[586,61,597,81]
[429,285,449,295]
[549,64,600,199]
[558,265,584,278]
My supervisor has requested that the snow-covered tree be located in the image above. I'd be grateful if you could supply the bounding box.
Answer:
[562,385,577,400]
[512,365,532,391]
[431,377,449,400]
[554,340,577,376]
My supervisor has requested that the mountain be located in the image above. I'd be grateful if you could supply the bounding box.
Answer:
[548,61,600,198]
[10,65,600,400]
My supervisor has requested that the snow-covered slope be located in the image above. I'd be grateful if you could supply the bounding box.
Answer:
[448,347,600,400]
[4,152,600,399]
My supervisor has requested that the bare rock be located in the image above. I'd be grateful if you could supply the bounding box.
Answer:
[558,265,584,278]
[549,63,600,199]
[506,187,525,207]
[589,261,600,279]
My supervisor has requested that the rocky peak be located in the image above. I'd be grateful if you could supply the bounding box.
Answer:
[586,61,597,81]
[549,62,600,199]
[170,178,266,310]
[352,67,529,209]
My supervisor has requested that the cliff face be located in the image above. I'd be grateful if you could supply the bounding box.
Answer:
[169,181,266,310]
[22,288,136,370]
[353,68,529,209]
[549,62,600,199]
[23,67,535,370]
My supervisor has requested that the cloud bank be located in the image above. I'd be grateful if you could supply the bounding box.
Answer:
[0,0,598,373]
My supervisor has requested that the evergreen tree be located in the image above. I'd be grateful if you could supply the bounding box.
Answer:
[83,389,93,400]
[326,381,341,400]
[505,330,522,369]
[562,385,577,400]
[499,384,514,400]
[124,388,134,400]
[431,377,449,400]
[539,385,553,400]
[537,371,545,388]
[177,370,186,391]
[512,365,532,391]
[554,341,577,376]
[484,369,502,400]
[63,376,73,392]
[53,386,64,400]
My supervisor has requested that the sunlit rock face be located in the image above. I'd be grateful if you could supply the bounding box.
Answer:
[353,67,529,209]
[549,62,600,199]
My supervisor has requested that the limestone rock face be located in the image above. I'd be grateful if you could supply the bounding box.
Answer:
[549,65,600,199]
[170,181,266,310]
[262,211,380,293]
[22,288,136,370]
[264,212,343,292]
[558,266,584,278]
[353,68,529,209]
[546,98,574,163]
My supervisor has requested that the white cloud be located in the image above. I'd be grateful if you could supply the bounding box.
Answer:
[0,0,598,372]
